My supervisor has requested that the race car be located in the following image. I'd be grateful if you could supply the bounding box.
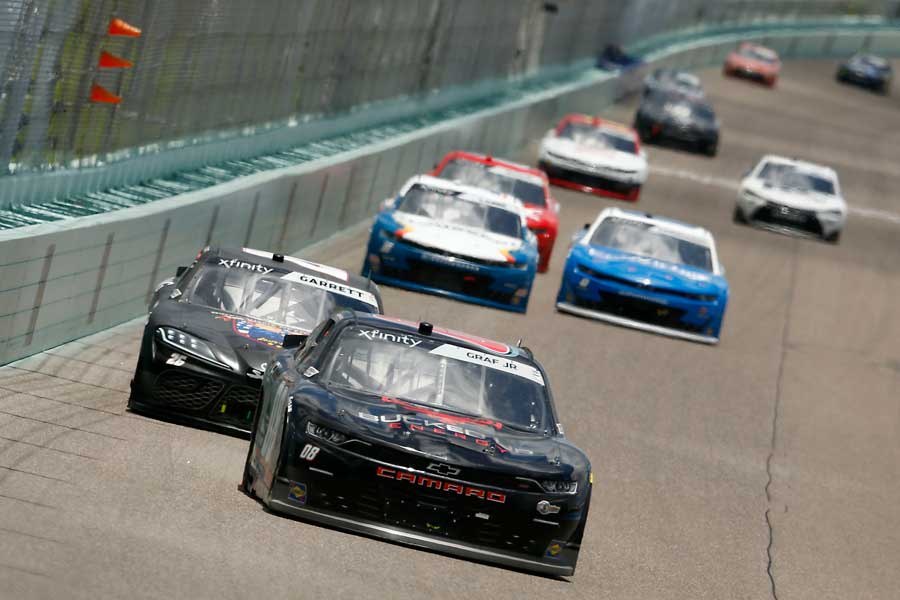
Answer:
[362,175,538,313]
[432,151,559,272]
[128,247,383,434]
[836,53,893,93]
[723,42,781,86]
[556,208,729,344]
[538,114,648,201]
[241,311,593,576]
[634,89,720,156]
[642,68,705,99]
[734,155,847,243]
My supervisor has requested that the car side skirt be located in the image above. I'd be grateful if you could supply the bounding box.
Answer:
[556,301,719,345]
[268,493,576,577]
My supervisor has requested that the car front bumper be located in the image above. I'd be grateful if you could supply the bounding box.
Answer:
[736,196,844,239]
[538,158,643,201]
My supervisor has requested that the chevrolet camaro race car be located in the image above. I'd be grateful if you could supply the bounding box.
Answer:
[432,151,559,272]
[240,312,592,576]
[836,53,893,93]
[734,155,847,243]
[724,42,781,86]
[363,175,538,313]
[538,114,648,201]
[128,247,383,434]
[642,68,705,99]
[556,208,729,344]
[634,89,720,156]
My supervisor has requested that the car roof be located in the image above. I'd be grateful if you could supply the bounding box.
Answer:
[202,246,375,291]
[592,207,716,247]
[755,155,837,179]
[336,312,532,360]
[556,114,638,140]
[437,151,548,185]
[399,174,525,213]
[738,42,778,59]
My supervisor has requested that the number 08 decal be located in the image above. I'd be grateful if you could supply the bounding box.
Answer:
[300,444,320,461]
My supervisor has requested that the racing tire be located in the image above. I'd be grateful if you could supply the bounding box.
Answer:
[703,142,718,157]
[824,230,841,244]
[732,205,748,225]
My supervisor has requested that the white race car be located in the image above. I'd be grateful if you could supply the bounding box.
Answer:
[538,114,648,201]
[735,155,847,243]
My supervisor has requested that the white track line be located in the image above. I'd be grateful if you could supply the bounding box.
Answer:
[650,165,900,226]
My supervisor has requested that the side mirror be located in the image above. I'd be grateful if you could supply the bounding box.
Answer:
[282,334,309,349]
[176,266,188,277]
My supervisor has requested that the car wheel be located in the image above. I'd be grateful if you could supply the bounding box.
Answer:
[704,142,718,157]
[824,230,841,244]
[733,205,748,225]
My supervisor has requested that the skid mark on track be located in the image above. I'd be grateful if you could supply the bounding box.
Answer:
[650,165,900,225]
[0,435,99,460]
[0,409,127,441]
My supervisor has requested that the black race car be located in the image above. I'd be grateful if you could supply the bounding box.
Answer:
[634,89,720,156]
[128,247,383,435]
[836,54,893,93]
[241,312,592,576]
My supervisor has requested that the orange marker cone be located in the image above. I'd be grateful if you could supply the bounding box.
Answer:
[108,17,141,37]
[98,50,133,69]
[90,84,122,104]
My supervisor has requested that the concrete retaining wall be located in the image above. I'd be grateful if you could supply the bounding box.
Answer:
[2,23,899,365]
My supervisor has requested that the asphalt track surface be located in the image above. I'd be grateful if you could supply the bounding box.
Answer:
[2,61,899,600]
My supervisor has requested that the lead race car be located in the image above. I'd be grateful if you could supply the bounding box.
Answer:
[556,208,729,344]
[538,114,648,201]
[241,312,592,576]
[432,151,559,273]
[363,175,538,313]
[723,42,781,87]
[128,247,383,434]
[734,155,847,243]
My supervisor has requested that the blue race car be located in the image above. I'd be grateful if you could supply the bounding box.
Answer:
[556,208,729,344]
[836,54,893,93]
[363,175,538,313]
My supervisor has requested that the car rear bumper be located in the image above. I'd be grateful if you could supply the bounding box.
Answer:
[538,160,640,201]
[556,301,719,344]
[267,479,577,577]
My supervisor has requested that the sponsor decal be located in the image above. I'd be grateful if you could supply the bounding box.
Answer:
[587,247,712,283]
[241,248,349,281]
[536,500,561,515]
[376,317,512,355]
[544,541,564,558]
[376,466,506,504]
[217,258,274,275]
[379,397,503,431]
[356,328,421,348]
[429,344,545,386]
[212,312,297,348]
[282,272,378,308]
[287,482,308,505]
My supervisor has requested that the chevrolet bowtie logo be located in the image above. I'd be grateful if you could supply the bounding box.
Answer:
[426,462,460,477]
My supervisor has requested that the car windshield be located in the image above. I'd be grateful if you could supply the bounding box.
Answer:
[396,184,522,238]
[739,47,777,63]
[590,217,713,272]
[185,262,378,330]
[858,55,889,69]
[758,163,835,195]
[558,121,637,154]
[437,159,546,207]
[321,326,551,433]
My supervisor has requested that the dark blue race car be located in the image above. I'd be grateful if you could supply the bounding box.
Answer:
[836,54,893,93]
[363,175,538,313]
[556,208,729,344]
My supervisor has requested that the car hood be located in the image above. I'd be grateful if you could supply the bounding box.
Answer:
[394,213,523,262]
[150,300,306,374]
[574,244,726,296]
[296,384,589,480]
[728,54,778,73]
[744,180,846,212]
[542,137,645,172]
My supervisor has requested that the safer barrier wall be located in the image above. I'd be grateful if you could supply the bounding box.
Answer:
[1,22,900,364]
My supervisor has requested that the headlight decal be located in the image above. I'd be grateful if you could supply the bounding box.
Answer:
[156,327,237,371]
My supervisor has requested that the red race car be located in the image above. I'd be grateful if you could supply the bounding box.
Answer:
[432,151,560,273]
[538,114,648,202]
[724,42,781,87]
